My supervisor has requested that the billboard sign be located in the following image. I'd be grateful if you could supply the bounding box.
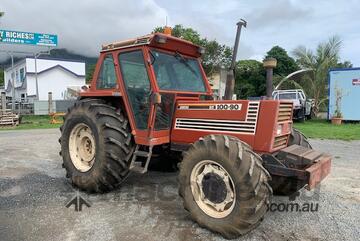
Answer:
[0,29,57,47]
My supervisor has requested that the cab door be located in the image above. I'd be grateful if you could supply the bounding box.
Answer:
[118,50,152,132]
[118,48,173,146]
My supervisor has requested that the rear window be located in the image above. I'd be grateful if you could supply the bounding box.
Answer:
[279,93,297,100]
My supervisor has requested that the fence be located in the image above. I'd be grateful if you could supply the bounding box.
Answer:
[0,100,75,115]
[33,100,75,115]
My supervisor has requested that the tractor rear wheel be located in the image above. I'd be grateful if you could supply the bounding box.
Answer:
[270,128,312,196]
[59,98,134,193]
[178,135,272,239]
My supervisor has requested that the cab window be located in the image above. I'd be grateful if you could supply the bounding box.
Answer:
[96,55,117,89]
[151,50,206,92]
[119,50,151,129]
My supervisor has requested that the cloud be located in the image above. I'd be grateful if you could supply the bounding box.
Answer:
[0,0,168,57]
[245,0,313,30]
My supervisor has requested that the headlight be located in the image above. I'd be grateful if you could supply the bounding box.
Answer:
[276,124,283,135]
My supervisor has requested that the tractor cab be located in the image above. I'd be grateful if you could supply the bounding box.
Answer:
[82,33,213,146]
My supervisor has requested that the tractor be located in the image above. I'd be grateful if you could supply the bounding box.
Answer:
[59,28,331,239]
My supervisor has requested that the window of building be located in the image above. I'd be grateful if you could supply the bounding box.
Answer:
[15,71,19,83]
[19,68,25,83]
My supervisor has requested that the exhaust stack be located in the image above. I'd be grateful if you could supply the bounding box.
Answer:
[224,19,247,100]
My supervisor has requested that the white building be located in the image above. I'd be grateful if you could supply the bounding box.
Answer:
[4,57,85,102]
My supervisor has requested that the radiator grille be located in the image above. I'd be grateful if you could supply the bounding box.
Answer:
[273,102,292,149]
[273,135,288,148]
[175,101,259,134]
[277,102,293,122]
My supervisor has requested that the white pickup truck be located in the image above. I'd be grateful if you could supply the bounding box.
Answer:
[272,89,314,121]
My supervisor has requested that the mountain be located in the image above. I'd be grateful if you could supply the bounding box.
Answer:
[0,48,97,65]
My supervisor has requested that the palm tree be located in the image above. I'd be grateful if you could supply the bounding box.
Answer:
[292,35,342,115]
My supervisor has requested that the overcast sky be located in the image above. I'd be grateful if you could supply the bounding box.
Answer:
[0,0,359,65]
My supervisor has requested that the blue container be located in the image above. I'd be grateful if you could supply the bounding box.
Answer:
[328,68,360,121]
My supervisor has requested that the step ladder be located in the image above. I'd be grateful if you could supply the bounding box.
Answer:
[129,145,153,174]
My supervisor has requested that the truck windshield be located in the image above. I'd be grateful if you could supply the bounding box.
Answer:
[150,50,206,92]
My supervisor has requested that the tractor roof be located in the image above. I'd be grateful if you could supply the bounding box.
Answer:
[101,33,204,58]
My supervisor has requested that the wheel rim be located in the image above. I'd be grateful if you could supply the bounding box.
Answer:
[190,160,236,218]
[68,123,96,172]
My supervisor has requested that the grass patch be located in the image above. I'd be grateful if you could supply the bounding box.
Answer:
[294,119,360,141]
[0,115,61,131]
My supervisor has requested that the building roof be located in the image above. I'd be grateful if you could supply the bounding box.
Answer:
[5,57,85,72]
[26,64,85,77]
[4,58,85,93]
[25,56,86,63]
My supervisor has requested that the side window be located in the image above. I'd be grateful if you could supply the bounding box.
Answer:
[119,50,151,129]
[96,55,117,89]
[119,51,150,90]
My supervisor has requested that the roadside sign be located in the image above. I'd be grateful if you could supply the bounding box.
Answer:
[0,29,57,47]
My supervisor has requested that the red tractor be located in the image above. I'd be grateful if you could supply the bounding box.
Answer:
[59,30,331,239]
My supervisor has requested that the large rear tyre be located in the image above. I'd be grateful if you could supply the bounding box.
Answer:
[179,135,272,239]
[270,128,312,195]
[59,98,134,193]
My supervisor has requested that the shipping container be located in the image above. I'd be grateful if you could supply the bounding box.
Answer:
[328,68,360,121]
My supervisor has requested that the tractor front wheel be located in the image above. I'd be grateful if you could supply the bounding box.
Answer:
[59,98,134,193]
[178,135,272,239]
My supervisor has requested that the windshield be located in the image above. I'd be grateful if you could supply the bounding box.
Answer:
[150,50,206,92]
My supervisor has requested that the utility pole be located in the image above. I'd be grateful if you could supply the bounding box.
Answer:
[11,53,15,111]
[34,48,51,100]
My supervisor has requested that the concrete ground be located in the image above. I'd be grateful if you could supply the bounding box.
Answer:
[0,128,359,241]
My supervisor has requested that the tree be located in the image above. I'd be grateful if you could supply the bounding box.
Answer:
[265,46,300,90]
[86,64,96,83]
[292,35,342,114]
[153,25,232,75]
[154,25,202,45]
[234,60,266,99]
[265,46,299,76]
[336,60,352,68]
[201,40,232,75]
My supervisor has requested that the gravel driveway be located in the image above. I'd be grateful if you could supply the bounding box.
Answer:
[0,129,359,241]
